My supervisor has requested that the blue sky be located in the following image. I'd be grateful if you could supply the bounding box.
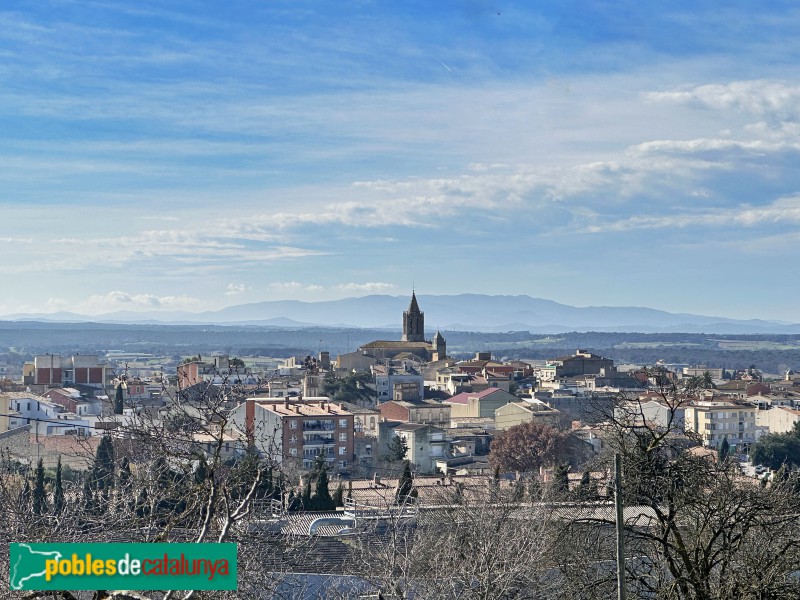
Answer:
[3,1,800,321]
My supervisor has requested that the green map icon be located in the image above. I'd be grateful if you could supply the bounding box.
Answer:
[10,544,63,590]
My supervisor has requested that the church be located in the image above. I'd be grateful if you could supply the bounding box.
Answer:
[337,292,446,368]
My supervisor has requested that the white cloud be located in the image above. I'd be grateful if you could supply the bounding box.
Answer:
[336,282,396,293]
[225,283,251,296]
[82,291,201,312]
[268,282,325,293]
[585,194,800,233]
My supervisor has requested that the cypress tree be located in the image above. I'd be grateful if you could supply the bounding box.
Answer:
[82,477,96,515]
[332,482,344,508]
[313,454,334,511]
[33,458,47,515]
[396,460,413,504]
[119,456,132,491]
[301,477,312,510]
[553,463,570,497]
[92,435,115,496]
[53,456,65,514]
[718,438,730,463]
[113,383,124,415]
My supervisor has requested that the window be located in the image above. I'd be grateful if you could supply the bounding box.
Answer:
[290,448,297,456]
[339,432,347,442]
[339,446,346,455]
[289,419,297,429]
[289,435,297,444]
[339,419,348,428]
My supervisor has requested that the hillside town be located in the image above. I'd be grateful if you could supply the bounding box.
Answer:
[3,294,800,597]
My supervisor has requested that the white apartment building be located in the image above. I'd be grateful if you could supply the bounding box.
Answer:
[684,401,759,449]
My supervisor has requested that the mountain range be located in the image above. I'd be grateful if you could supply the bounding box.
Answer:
[2,294,799,334]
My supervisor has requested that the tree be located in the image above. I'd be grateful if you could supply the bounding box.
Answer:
[386,434,409,462]
[395,460,413,504]
[114,382,125,415]
[321,371,375,406]
[702,370,715,389]
[717,436,730,462]
[91,435,115,505]
[32,458,46,516]
[551,463,570,497]
[311,453,334,511]
[332,482,345,508]
[751,424,800,470]
[53,456,64,514]
[489,420,575,474]
[562,385,800,600]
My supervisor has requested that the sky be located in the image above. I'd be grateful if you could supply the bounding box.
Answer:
[2,1,800,322]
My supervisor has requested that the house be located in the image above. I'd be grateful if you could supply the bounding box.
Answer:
[391,423,448,474]
[494,401,561,431]
[24,354,110,390]
[42,387,99,416]
[756,406,800,434]
[377,400,451,427]
[445,388,516,419]
[338,402,382,472]
[230,397,355,471]
[372,363,424,402]
[177,355,258,390]
[6,392,92,437]
[548,350,614,378]
[614,396,686,431]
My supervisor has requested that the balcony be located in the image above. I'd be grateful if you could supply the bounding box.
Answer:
[303,433,335,446]
[303,419,335,431]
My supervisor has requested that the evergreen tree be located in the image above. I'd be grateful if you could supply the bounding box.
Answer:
[119,456,132,491]
[53,456,65,514]
[113,382,124,415]
[576,469,596,500]
[82,477,96,515]
[386,435,409,462]
[301,477,312,510]
[33,458,47,515]
[718,437,730,463]
[552,463,570,497]
[287,489,300,512]
[332,482,344,508]
[312,454,334,511]
[92,435,115,498]
[396,460,413,504]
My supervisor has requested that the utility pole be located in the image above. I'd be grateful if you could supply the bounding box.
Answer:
[614,453,626,600]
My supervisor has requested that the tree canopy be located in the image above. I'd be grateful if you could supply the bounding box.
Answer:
[489,420,575,474]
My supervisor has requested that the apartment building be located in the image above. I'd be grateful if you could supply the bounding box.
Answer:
[230,397,354,471]
[684,401,758,449]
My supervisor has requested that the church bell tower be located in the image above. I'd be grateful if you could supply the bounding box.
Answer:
[402,291,425,342]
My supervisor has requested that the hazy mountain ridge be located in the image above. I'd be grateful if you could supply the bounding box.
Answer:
[2,294,798,334]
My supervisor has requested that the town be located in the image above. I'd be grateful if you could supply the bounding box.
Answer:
[2,293,800,598]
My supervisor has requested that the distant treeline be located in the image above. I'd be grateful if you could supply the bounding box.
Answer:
[1,322,800,374]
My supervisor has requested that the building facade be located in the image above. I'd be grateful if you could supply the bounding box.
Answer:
[231,398,355,471]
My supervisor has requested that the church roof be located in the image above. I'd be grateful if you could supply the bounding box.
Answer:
[360,341,431,349]
[407,291,421,314]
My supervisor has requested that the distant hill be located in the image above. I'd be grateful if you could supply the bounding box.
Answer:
[3,294,799,334]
